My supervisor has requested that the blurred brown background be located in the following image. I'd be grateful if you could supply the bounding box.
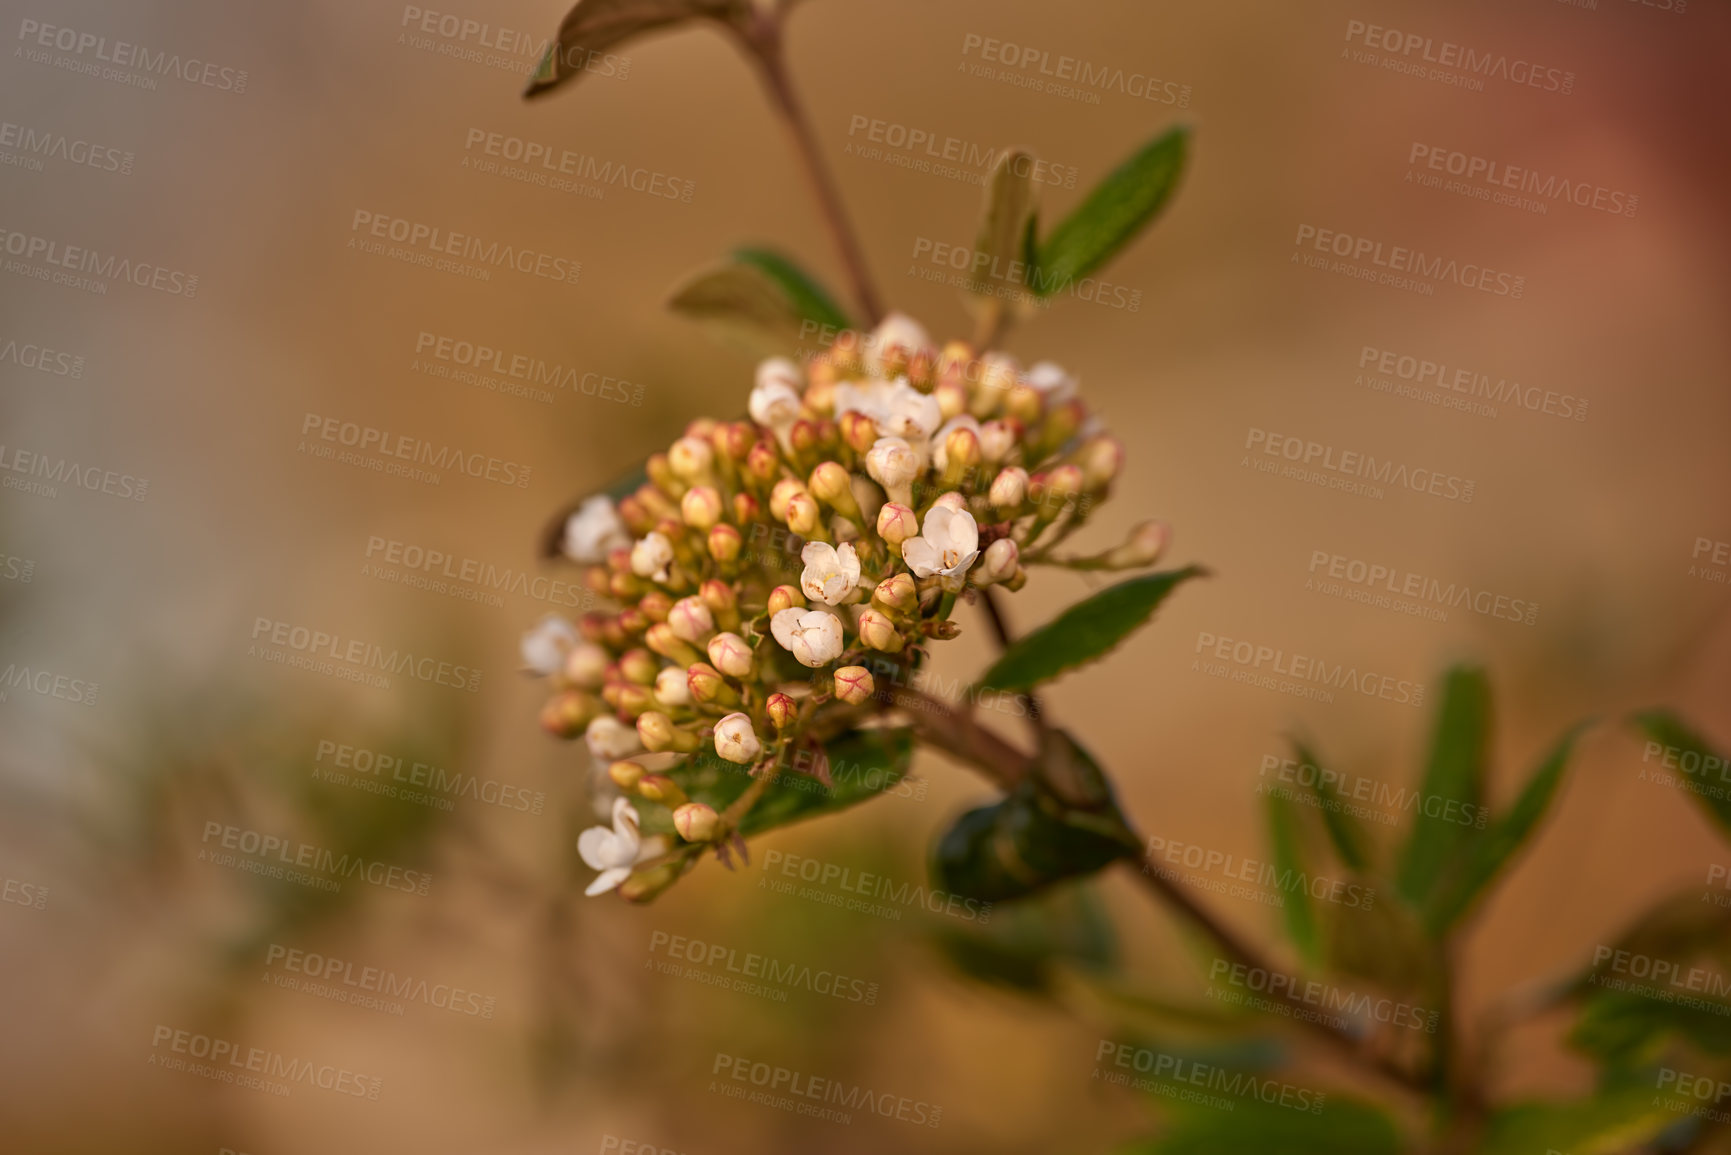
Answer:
[3,0,1730,1151]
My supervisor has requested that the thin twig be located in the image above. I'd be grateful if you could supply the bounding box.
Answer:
[735,14,884,325]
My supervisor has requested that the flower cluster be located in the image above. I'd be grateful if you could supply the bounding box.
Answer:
[521,313,1164,897]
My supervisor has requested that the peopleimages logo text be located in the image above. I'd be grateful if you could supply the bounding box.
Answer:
[17,19,249,91]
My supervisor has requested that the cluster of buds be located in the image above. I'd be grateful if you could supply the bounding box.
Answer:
[522,313,1165,897]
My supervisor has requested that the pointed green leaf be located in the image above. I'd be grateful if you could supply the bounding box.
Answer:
[1035,125,1189,297]
[1266,790,1322,967]
[1114,1093,1401,1155]
[1636,709,1731,837]
[1396,665,1491,912]
[523,0,735,100]
[666,247,853,353]
[976,567,1204,693]
[963,147,1040,316]
[1480,1083,1683,1155]
[1291,740,1370,873]
[1424,723,1585,934]
[1570,988,1731,1068]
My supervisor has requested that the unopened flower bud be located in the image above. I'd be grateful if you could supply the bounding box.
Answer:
[1046,464,1084,503]
[668,436,714,483]
[637,711,701,754]
[700,579,740,629]
[745,441,780,486]
[636,773,689,807]
[707,523,742,563]
[1005,383,1043,425]
[809,461,863,522]
[978,538,1019,586]
[616,683,656,717]
[539,691,599,737]
[789,419,821,458]
[839,411,878,455]
[608,760,645,790]
[766,692,797,731]
[646,453,683,498]
[655,666,691,707]
[769,478,806,522]
[713,712,763,764]
[942,426,982,477]
[615,606,649,637]
[706,632,755,680]
[562,643,611,690]
[833,666,875,705]
[681,485,724,530]
[865,438,919,506]
[934,378,968,421]
[873,572,918,614]
[767,585,806,616]
[1078,437,1123,490]
[1107,520,1168,568]
[731,492,762,525]
[717,420,756,464]
[686,662,741,707]
[618,648,659,685]
[857,608,905,652]
[668,596,715,644]
[637,591,673,623]
[784,491,824,538]
[877,503,917,549]
[644,623,702,667]
[990,466,1029,512]
[673,802,721,843]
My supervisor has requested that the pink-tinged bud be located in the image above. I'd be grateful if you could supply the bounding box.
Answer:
[700,579,739,625]
[615,607,649,637]
[784,491,823,537]
[767,585,806,616]
[539,691,599,737]
[685,417,718,442]
[637,712,701,754]
[615,683,656,717]
[707,523,742,563]
[979,538,1020,586]
[943,426,982,473]
[562,643,611,689]
[839,411,879,455]
[766,692,798,731]
[644,623,703,667]
[979,419,1017,463]
[637,591,672,623]
[906,348,936,390]
[636,773,689,806]
[1005,383,1042,425]
[1046,399,1085,448]
[686,662,741,707]
[989,466,1029,512]
[934,379,968,421]
[680,485,724,530]
[1107,520,1168,568]
[732,492,762,525]
[1046,464,1084,502]
[608,760,645,790]
[857,608,905,652]
[873,572,918,614]
[745,441,780,486]
[646,453,683,497]
[808,462,857,514]
[706,632,755,680]
[713,712,763,765]
[655,666,691,707]
[718,420,755,463]
[802,377,836,416]
[616,496,654,534]
[1078,437,1123,489]
[833,666,875,705]
[601,683,624,710]
[668,436,714,483]
[578,612,613,643]
[877,503,917,548]
[673,802,721,843]
[618,648,659,685]
[769,478,806,522]
[609,570,645,601]
[789,419,821,458]
[937,340,976,382]
[667,596,715,644]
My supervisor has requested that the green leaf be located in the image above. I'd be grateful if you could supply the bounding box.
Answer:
[1396,665,1491,914]
[932,779,1133,905]
[1035,125,1189,297]
[1424,723,1585,934]
[1570,988,1731,1068]
[666,247,853,353]
[962,148,1040,318]
[523,0,735,100]
[1320,895,1435,1004]
[1290,739,1371,873]
[644,728,913,840]
[1480,1083,1683,1155]
[1265,790,1322,968]
[1114,1092,1401,1155]
[1636,709,1731,837]
[976,567,1204,693]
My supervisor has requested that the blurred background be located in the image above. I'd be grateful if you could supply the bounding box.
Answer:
[2,0,1730,1151]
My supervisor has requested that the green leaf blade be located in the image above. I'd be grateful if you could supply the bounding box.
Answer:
[666,247,853,353]
[1265,790,1322,967]
[1290,740,1371,873]
[976,566,1204,693]
[523,0,732,100]
[1395,665,1491,913]
[1636,709,1731,837]
[1035,125,1189,296]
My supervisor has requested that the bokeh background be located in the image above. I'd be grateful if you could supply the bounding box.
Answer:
[3,0,1730,1151]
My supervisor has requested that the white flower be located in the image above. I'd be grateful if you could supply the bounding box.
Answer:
[771,607,846,668]
[1026,361,1078,404]
[932,415,982,473]
[835,379,941,442]
[520,614,579,675]
[714,712,763,764]
[756,356,804,395]
[749,359,804,429]
[799,541,861,606]
[979,419,1017,463]
[562,496,630,565]
[901,506,980,589]
[868,311,932,373]
[865,437,920,506]
[630,532,675,584]
[584,715,643,762]
[578,797,643,896]
[655,666,692,707]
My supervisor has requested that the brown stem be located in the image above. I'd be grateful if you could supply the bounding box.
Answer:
[887,684,1035,790]
[735,14,884,325]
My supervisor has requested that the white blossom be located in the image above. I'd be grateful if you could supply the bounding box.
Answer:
[867,311,933,373]
[770,607,846,668]
[865,437,920,506]
[562,496,630,565]
[799,541,861,606]
[1026,361,1079,404]
[584,715,643,762]
[630,532,675,584]
[577,797,643,896]
[713,712,763,764]
[520,614,579,676]
[901,506,980,589]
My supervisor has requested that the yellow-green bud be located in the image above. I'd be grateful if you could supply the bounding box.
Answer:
[673,802,721,843]
[872,572,918,615]
[618,648,659,685]
[637,711,701,754]
[681,485,724,530]
[766,692,797,731]
[608,760,645,790]
[767,585,806,616]
[636,773,689,807]
[833,666,875,705]
[686,661,741,707]
[539,691,599,737]
[857,609,904,652]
